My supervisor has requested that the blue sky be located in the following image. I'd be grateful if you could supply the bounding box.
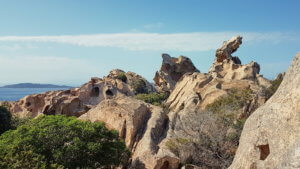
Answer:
[0,0,300,86]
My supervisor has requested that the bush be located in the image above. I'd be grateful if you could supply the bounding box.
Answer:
[131,79,148,94]
[10,116,32,130]
[116,73,127,83]
[165,89,257,168]
[135,93,168,105]
[0,106,11,135]
[0,115,130,169]
[265,75,283,100]
[206,88,254,115]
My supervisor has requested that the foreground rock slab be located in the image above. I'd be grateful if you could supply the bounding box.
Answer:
[229,53,300,169]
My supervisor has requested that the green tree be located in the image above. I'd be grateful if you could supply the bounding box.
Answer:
[0,106,11,135]
[0,115,130,169]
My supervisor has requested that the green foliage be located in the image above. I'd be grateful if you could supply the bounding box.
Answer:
[131,79,148,94]
[0,115,130,169]
[135,93,168,105]
[116,73,127,83]
[166,138,190,155]
[206,88,254,115]
[0,106,11,135]
[265,76,283,100]
[10,116,32,130]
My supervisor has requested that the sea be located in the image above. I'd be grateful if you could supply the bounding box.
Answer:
[0,88,70,101]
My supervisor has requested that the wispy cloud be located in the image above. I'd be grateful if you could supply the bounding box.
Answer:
[0,32,297,51]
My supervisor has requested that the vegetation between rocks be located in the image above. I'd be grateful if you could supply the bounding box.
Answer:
[116,72,127,83]
[135,92,168,106]
[265,75,283,100]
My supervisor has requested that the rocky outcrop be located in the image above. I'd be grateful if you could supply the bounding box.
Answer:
[166,36,270,113]
[154,54,199,93]
[229,53,300,169]
[8,70,154,118]
[158,36,273,168]
[79,96,179,169]
[108,69,156,94]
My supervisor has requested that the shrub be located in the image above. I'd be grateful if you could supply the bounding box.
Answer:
[135,93,168,105]
[10,116,32,130]
[0,115,130,169]
[165,89,257,168]
[131,79,148,94]
[0,106,11,135]
[116,73,127,83]
[206,88,254,115]
[265,75,283,100]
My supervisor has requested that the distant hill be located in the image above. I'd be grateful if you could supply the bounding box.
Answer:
[1,83,73,88]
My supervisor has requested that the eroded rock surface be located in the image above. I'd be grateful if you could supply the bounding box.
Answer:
[158,36,273,168]
[8,70,154,118]
[229,53,300,169]
[154,54,199,93]
[215,36,242,63]
[79,96,179,169]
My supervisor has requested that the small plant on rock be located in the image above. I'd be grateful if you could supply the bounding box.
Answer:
[116,73,127,83]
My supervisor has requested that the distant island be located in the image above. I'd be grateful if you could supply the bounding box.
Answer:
[1,83,73,88]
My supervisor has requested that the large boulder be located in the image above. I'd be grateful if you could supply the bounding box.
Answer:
[154,54,199,93]
[229,53,300,169]
[79,96,180,169]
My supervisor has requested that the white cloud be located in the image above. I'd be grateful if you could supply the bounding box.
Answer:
[0,32,296,51]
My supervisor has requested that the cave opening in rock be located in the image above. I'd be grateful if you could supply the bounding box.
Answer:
[25,102,31,107]
[106,89,113,96]
[90,87,100,97]
[258,144,270,160]
[160,161,170,169]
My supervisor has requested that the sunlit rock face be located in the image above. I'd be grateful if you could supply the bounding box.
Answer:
[154,53,199,93]
[8,70,154,118]
[229,53,300,169]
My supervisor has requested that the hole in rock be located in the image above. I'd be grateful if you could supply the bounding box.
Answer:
[25,102,31,107]
[105,89,114,96]
[160,161,170,169]
[90,87,100,97]
[258,144,270,160]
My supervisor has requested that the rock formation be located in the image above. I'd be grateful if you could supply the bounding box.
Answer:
[229,53,300,169]
[157,36,273,168]
[215,35,242,63]
[154,54,199,93]
[8,70,154,118]
[79,96,180,169]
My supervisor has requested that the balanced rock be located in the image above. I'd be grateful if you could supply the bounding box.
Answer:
[229,53,300,169]
[154,54,199,93]
[215,35,242,63]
